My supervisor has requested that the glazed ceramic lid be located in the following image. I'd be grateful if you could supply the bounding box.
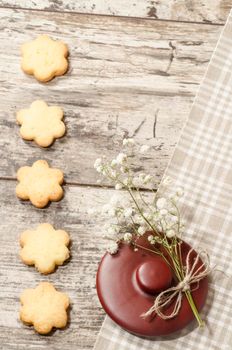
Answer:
[96,235,208,337]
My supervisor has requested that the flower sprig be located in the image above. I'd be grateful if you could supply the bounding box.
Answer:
[94,138,208,327]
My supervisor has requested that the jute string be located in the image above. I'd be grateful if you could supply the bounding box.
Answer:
[141,248,211,319]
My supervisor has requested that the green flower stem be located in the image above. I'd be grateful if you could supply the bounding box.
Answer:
[184,290,205,328]
[127,187,160,236]
[168,248,205,328]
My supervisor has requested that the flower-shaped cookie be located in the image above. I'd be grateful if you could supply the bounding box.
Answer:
[21,35,69,82]
[17,100,66,147]
[20,282,70,334]
[16,160,64,208]
[20,223,70,274]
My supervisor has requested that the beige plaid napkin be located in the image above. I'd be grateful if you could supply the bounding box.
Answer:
[94,10,232,350]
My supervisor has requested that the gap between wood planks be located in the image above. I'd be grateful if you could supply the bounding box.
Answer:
[0,4,225,27]
[0,176,156,192]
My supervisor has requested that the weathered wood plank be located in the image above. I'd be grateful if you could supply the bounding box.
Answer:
[0,180,128,349]
[0,0,231,24]
[0,8,221,186]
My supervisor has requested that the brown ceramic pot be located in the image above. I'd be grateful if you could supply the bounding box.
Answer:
[96,234,208,337]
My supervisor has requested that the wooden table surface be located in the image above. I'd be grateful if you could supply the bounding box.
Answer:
[0,1,230,349]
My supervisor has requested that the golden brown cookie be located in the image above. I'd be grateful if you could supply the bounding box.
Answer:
[21,35,69,82]
[17,100,65,147]
[20,223,70,274]
[16,160,64,208]
[20,282,70,334]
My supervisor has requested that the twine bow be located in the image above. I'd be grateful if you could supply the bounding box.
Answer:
[141,248,211,320]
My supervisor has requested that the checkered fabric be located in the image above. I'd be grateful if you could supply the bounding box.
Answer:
[94,11,232,350]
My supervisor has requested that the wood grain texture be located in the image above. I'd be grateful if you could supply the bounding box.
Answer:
[0,180,121,349]
[0,0,231,24]
[0,3,223,350]
[0,8,221,187]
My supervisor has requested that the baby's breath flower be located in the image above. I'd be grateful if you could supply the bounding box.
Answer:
[148,235,153,242]
[170,215,178,223]
[116,153,127,165]
[124,208,133,218]
[162,176,172,186]
[160,208,168,216]
[107,242,119,254]
[123,178,131,186]
[110,170,117,178]
[120,166,128,174]
[115,183,123,190]
[169,194,178,202]
[138,226,146,235]
[123,232,132,243]
[143,174,153,184]
[94,158,102,169]
[176,187,184,197]
[111,159,118,168]
[139,145,150,154]
[123,138,135,146]
[156,197,167,209]
[96,165,103,173]
[148,235,156,244]
[166,229,176,238]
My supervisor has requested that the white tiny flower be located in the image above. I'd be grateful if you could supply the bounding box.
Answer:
[176,187,184,197]
[170,194,178,202]
[162,176,172,186]
[115,183,123,190]
[160,208,168,216]
[143,174,153,184]
[134,247,138,252]
[123,232,132,243]
[138,226,146,235]
[123,138,135,146]
[139,145,150,154]
[116,153,127,165]
[110,170,117,178]
[124,208,133,218]
[120,166,128,174]
[96,165,103,173]
[166,229,176,238]
[107,242,119,254]
[156,197,167,209]
[111,159,118,168]
[94,158,102,169]
[123,178,131,186]
[148,235,156,244]
[170,215,178,223]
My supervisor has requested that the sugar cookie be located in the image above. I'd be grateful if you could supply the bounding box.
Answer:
[20,282,70,334]
[16,160,64,208]
[17,100,65,147]
[21,35,69,82]
[20,223,70,274]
